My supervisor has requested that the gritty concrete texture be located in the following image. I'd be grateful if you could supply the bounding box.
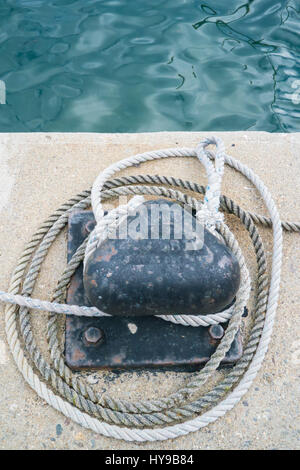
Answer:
[0,132,299,450]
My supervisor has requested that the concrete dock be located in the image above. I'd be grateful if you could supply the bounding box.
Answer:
[0,132,299,449]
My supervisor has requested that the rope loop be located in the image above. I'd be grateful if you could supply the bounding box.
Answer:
[0,136,291,441]
[87,137,226,267]
[84,195,145,269]
[195,136,225,231]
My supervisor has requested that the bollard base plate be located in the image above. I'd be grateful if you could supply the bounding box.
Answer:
[65,210,243,370]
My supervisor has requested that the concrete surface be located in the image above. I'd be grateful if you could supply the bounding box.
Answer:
[0,132,299,450]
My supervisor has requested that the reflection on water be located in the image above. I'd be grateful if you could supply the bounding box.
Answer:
[0,0,299,132]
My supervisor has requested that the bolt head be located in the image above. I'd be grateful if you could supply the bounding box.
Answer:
[85,220,96,234]
[208,324,224,340]
[84,327,104,345]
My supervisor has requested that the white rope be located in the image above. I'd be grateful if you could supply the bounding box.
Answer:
[90,136,224,230]
[0,223,249,328]
[0,137,245,327]
[84,195,145,270]
[83,135,237,327]
[195,138,225,230]
[2,137,283,441]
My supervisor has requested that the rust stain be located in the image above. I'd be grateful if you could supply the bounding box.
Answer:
[71,348,86,362]
[66,274,81,302]
[95,246,118,263]
[208,337,218,346]
[111,351,126,364]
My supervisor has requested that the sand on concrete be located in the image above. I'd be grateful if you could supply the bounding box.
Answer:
[0,132,299,450]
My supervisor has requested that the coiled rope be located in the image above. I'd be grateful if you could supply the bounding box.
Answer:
[1,137,297,441]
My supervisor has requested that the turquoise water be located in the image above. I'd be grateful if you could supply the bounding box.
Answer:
[0,0,299,132]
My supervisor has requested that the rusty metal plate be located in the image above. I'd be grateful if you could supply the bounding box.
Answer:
[65,210,243,370]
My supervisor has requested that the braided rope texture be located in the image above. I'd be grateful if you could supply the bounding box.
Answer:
[3,142,294,441]
[8,182,265,430]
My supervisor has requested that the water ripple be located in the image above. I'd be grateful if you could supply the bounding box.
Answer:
[0,0,299,132]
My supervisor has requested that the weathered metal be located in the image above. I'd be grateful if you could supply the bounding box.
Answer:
[65,209,243,370]
[84,326,104,345]
[84,199,241,317]
[209,324,225,340]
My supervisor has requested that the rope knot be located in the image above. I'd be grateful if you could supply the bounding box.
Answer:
[196,207,224,231]
[195,138,225,231]
[83,196,145,269]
